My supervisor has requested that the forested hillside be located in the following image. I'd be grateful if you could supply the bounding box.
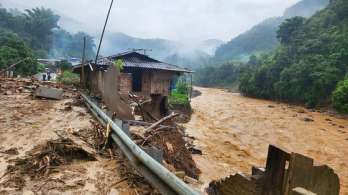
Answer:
[0,7,96,76]
[239,0,348,111]
[215,0,329,62]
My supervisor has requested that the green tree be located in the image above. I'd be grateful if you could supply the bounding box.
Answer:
[332,76,348,113]
[57,60,73,71]
[277,16,306,44]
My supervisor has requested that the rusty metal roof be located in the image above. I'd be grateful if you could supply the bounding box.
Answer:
[76,51,193,73]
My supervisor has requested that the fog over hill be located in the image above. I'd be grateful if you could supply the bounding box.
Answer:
[2,0,302,62]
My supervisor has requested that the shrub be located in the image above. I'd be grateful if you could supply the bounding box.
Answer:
[332,76,348,113]
[176,76,189,95]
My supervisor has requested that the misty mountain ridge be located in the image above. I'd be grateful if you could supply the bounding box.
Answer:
[57,10,224,62]
[214,0,330,62]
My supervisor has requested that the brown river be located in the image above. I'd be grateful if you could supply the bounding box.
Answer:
[184,87,348,194]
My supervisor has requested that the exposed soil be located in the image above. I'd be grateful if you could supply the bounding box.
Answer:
[184,87,348,195]
[0,77,198,194]
[0,78,130,194]
[145,128,198,179]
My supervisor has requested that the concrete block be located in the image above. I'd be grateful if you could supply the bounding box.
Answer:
[309,164,340,195]
[115,120,130,136]
[35,85,62,100]
[283,153,313,195]
[292,187,316,195]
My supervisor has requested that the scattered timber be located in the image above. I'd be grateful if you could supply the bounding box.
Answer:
[0,57,29,75]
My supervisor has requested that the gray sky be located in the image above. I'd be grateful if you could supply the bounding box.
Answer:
[2,0,301,41]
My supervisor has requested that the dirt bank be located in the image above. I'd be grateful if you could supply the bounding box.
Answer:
[184,87,348,194]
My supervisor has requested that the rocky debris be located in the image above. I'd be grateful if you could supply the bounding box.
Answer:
[268,105,275,108]
[338,125,345,128]
[325,118,332,121]
[328,121,337,126]
[308,109,315,112]
[301,117,314,122]
[1,148,19,155]
[337,130,346,134]
[297,109,306,113]
[188,147,203,155]
[224,89,240,93]
[191,89,202,98]
[4,90,12,95]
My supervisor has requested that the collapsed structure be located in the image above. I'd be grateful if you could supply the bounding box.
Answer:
[73,51,193,121]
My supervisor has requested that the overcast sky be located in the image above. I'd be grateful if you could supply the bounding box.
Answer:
[2,0,301,41]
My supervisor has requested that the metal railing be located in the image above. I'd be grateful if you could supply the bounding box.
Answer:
[81,94,199,195]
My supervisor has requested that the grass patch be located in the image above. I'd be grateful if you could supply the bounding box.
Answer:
[57,71,80,85]
[169,91,188,105]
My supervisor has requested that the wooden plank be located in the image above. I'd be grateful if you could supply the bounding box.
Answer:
[292,187,317,195]
[283,153,313,195]
[261,145,290,195]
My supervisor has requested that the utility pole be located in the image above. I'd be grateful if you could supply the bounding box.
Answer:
[81,36,86,90]
[94,0,114,66]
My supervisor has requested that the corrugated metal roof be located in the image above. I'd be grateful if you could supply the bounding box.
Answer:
[73,51,194,73]
[121,60,192,72]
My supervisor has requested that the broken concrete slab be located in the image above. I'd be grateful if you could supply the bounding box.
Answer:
[206,172,258,195]
[283,153,314,195]
[35,85,63,100]
[308,163,340,195]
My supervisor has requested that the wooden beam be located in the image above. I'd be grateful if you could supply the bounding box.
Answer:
[261,145,290,195]
[0,57,29,75]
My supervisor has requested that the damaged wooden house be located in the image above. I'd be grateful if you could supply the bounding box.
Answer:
[73,51,193,121]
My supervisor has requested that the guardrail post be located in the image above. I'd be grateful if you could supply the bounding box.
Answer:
[115,120,130,137]
[81,94,199,195]
[142,146,163,165]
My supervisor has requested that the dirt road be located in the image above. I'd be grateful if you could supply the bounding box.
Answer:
[184,87,348,194]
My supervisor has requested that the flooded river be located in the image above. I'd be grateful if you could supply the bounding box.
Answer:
[184,87,348,194]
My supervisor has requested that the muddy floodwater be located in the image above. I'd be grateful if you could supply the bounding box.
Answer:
[184,87,348,194]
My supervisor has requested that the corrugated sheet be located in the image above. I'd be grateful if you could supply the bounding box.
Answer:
[95,58,192,73]
[73,51,194,73]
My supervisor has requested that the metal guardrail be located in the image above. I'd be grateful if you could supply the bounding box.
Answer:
[81,94,199,195]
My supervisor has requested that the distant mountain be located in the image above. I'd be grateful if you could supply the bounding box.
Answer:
[164,50,211,70]
[1,1,223,65]
[214,0,330,62]
[57,11,224,62]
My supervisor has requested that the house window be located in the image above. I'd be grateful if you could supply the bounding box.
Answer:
[132,69,142,92]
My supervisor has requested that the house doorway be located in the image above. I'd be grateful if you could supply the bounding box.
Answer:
[132,69,142,92]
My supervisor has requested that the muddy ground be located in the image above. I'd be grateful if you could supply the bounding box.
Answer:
[184,87,348,194]
[0,78,199,194]
[0,78,133,194]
